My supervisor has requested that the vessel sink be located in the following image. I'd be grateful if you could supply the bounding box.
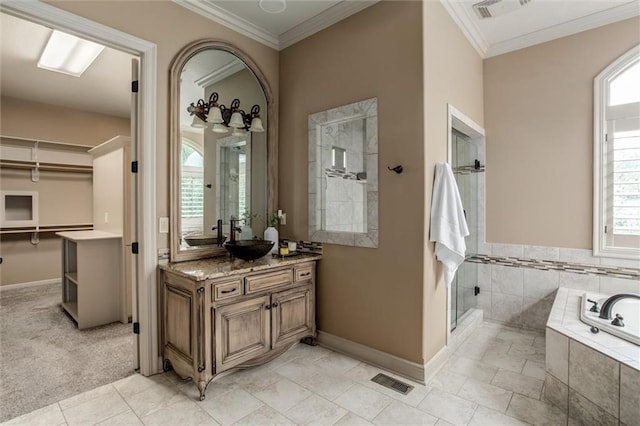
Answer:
[184,234,226,247]
[224,240,274,261]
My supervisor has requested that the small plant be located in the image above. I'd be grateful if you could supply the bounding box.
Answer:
[241,209,258,226]
[267,212,280,228]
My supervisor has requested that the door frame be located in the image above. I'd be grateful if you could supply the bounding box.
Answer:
[445,103,485,346]
[1,1,160,376]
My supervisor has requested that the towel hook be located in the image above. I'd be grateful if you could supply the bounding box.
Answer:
[387,165,403,174]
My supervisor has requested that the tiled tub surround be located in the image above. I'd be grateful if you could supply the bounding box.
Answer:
[545,288,640,425]
[465,245,640,331]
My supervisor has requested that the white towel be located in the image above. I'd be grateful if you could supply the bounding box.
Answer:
[429,163,470,287]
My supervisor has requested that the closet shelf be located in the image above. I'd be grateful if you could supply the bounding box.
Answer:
[0,224,93,234]
[0,160,93,173]
[0,135,93,150]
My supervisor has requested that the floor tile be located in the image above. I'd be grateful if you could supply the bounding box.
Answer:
[302,371,356,401]
[198,388,263,425]
[508,344,545,364]
[446,355,498,383]
[252,378,312,413]
[233,405,295,425]
[274,358,327,385]
[428,369,469,394]
[506,394,567,426]
[457,378,513,412]
[123,380,184,418]
[287,343,332,361]
[141,398,217,425]
[62,387,130,426]
[334,383,393,421]
[285,394,347,425]
[343,362,388,383]
[491,370,544,400]
[481,351,526,374]
[334,412,374,425]
[58,384,114,411]
[2,403,65,426]
[469,406,529,425]
[521,361,545,381]
[314,352,360,374]
[228,365,284,394]
[372,400,438,425]
[112,374,159,400]
[495,330,537,346]
[95,410,143,425]
[417,389,477,425]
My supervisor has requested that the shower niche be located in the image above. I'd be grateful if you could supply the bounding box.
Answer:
[448,106,485,332]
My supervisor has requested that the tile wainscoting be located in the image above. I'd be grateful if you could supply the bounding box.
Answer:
[464,244,640,331]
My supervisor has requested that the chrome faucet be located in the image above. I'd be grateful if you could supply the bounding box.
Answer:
[211,219,223,246]
[229,217,243,243]
[598,293,640,320]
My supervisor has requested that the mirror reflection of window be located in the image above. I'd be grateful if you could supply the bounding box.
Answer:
[181,140,204,238]
[332,146,346,171]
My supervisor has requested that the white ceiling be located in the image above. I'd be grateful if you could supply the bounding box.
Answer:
[177,0,640,56]
[0,12,135,119]
[2,1,638,120]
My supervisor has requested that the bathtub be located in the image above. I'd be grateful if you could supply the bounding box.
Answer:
[580,293,640,345]
[545,288,640,425]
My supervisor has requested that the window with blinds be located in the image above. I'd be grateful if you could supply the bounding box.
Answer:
[594,46,640,258]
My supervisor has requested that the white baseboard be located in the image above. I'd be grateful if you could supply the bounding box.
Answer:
[316,331,426,384]
[0,278,60,292]
[423,346,450,382]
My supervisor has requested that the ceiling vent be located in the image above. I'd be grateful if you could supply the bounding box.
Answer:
[473,0,531,19]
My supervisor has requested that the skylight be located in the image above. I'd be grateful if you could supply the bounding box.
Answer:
[37,30,105,77]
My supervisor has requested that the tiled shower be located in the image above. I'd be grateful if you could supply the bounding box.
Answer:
[450,128,485,331]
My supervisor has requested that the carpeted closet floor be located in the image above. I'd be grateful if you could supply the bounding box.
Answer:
[0,282,134,422]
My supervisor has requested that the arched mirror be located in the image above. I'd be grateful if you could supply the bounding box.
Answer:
[170,40,277,262]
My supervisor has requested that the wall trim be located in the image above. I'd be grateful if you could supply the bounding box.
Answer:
[0,0,159,377]
[440,0,640,59]
[279,1,380,50]
[486,2,640,58]
[173,0,279,50]
[172,0,379,51]
[438,0,489,58]
[0,278,60,292]
[423,346,450,383]
[316,331,425,384]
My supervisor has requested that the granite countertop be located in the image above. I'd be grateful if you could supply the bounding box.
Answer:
[159,253,322,282]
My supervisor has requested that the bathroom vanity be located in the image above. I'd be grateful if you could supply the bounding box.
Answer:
[159,254,319,400]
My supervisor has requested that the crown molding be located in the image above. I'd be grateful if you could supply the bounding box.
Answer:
[195,60,246,87]
[485,1,640,57]
[173,0,280,50]
[173,0,379,51]
[439,0,490,58]
[279,0,380,50]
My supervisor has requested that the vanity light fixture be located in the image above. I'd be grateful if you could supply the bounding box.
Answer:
[187,92,264,133]
[38,30,105,77]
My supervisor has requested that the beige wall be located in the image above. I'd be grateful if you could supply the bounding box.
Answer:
[280,1,424,363]
[1,96,130,146]
[422,2,485,360]
[484,17,640,249]
[1,168,93,285]
[46,0,280,251]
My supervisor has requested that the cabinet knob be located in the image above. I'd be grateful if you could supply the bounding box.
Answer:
[272,302,279,308]
[265,304,271,310]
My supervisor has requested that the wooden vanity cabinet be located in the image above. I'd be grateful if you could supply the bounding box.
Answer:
[160,259,317,400]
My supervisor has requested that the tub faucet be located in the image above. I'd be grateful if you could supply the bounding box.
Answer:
[598,293,640,320]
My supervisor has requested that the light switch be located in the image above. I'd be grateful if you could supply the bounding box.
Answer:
[104,212,109,223]
[159,217,169,233]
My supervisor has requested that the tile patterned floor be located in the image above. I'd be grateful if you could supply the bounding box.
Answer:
[2,322,567,426]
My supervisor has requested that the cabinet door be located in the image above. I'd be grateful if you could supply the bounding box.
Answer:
[215,295,271,372]
[272,284,314,348]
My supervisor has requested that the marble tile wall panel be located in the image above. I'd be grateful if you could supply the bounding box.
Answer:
[568,340,619,418]
[545,328,569,384]
[620,364,640,426]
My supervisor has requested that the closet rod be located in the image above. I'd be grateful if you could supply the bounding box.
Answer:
[0,160,93,173]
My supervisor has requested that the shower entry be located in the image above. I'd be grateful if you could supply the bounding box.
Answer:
[449,121,485,332]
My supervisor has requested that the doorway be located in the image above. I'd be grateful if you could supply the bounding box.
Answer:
[446,105,486,335]
[0,0,158,417]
